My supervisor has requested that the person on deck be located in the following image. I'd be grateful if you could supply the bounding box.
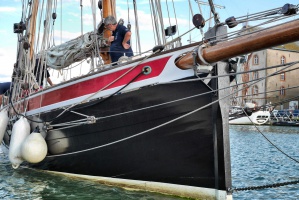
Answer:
[0,82,11,105]
[34,58,54,87]
[103,15,134,63]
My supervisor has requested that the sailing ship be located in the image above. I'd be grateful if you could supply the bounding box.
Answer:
[0,1,298,199]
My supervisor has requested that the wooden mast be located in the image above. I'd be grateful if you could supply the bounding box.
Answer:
[176,20,299,69]
[29,0,39,60]
[100,0,116,64]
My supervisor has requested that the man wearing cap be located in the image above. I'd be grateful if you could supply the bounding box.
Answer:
[104,16,134,63]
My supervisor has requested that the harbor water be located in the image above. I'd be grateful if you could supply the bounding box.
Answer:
[0,125,298,199]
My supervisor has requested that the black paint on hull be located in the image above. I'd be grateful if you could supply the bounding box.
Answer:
[15,78,226,191]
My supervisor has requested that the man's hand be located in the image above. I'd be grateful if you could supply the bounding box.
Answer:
[108,36,115,42]
[122,42,130,49]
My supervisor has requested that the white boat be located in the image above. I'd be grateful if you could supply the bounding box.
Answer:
[229,104,271,125]
[229,110,271,125]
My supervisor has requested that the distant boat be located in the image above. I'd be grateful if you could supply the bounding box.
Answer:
[1,1,298,199]
[229,103,271,125]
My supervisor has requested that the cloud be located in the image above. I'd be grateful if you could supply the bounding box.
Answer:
[0,48,15,81]
[0,7,17,12]
[53,30,85,44]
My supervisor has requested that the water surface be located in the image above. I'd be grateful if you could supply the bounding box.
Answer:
[0,125,298,199]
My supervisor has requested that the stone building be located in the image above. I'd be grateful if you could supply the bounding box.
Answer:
[230,43,299,110]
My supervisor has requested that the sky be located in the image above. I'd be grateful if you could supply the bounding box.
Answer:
[0,0,298,83]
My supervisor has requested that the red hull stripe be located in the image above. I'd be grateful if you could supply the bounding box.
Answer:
[28,56,171,111]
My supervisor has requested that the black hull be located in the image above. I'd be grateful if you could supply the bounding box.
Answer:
[4,78,228,197]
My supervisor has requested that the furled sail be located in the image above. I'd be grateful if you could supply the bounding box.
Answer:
[46,31,97,70]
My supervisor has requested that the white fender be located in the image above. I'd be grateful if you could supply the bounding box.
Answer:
[251,111,271,125]
[9,117,30,169]
[0,109,9,144]
[21,132,47,163]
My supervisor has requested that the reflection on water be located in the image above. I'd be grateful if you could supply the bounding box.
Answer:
[0,125,298,199]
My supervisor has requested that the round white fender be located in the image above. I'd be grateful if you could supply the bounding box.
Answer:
[9,117,30,169]
[251,111,271,125]
[21,132,47,163]
[0,109,9,144]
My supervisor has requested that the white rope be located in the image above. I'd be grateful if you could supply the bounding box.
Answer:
[47,84,229,157]
[49,49,161,123]
[165,0,174,42]
[150,0,162,45]
[148,0,157,45]
[195,0,204,36]
[171,0,179,36]
[133,0,141,54]
[47,59,296,157]
[155,0,166,45]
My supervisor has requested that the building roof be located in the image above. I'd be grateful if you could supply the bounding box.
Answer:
[275,42,299,52]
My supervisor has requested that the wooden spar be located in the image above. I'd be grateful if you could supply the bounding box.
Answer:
[102,0,116,17]
[29,0,39,60]
[176,20,299,69]
[100,0,116,64]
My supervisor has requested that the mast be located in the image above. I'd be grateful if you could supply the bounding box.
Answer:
[100,0,116,64]
[176,20,299,69]
[29,0,39,60]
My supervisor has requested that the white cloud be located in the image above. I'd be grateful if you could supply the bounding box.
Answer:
[0,48,15,82]
[53,30,85,44]
[0,7,16,12]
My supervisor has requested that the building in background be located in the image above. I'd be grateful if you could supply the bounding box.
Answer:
[230,42,299,110]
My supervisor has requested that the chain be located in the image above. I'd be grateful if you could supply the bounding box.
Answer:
[229,180,299,193]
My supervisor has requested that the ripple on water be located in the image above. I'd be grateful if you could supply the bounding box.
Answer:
[230,125,299,200]
[0,126,298,200]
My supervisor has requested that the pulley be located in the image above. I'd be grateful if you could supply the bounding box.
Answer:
[13,22,26,33]
[281,4,297,15]
[52,13,57,20]
[23,41,30,50]
[225,16,238,28]
[165,25,176,36]
[192,14,205,29]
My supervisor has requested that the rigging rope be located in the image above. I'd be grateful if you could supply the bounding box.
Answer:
[8,1,299,131]
[171,0,179,36]
[165,0,173,41]
[149,0,157,45]
[133,0,141,54]
[45,59,291,157]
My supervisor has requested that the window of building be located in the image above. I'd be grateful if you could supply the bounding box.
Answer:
[281,56,286,64]
[252,85,258,96]
[280,86,285,96]
[253,55,259,65]
[280,72,285,81]
[253,71,259,80]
